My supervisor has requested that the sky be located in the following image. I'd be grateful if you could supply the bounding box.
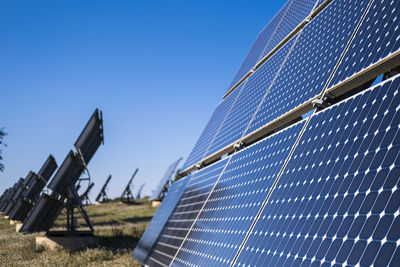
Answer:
[0,0,286,201]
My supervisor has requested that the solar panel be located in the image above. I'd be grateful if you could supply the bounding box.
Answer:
[3,178,24,215]
[143,158,229,266]
[74,108,103,165]
[133,177,189,264]
[328,0,400,90]
[245,0,372,137]
[20,109,104,233]
[227,0,320,93]
[181,85,242,172]
[151,157,182,200]
[205,38,296,158]
[47,150,85,196]
[233,74,400,266]
[95,175,112,203]
[172,121,305,266]
[20,194,64,233]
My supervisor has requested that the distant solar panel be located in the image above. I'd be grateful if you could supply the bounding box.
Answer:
[151,157,182,200]
[233,74,400,266]
[9,155,58,221]
[329,0,400,90]
[173,121,305,266]
[143,158,229,266]
[181,86,242,171]
[133,177,189,264]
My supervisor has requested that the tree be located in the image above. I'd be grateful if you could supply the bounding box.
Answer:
[0,128,7,172]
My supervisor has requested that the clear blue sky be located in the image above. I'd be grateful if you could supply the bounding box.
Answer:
[0,0,286,200]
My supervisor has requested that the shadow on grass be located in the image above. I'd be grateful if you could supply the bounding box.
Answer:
[121,216,153,224]
[97,235,140,252]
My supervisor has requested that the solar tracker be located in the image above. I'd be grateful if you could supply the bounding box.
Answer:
[4,172,36,217]
[227,0,321,94]
[8,155,58,221]
[151,157,182,200]
[136,183,145,200]
[121,168,138,202]
[172,121,305,266]
[2,178,24,215]
[133,177,189,264]
[143,158,229,267]
[233,74,400,266]
[95,175,112,203]
[20,109,104,233]
[181,85,242,172]
[328,0,400,92]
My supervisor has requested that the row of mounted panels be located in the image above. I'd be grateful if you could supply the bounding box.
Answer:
[181,0,400,172]
[133,72,400,266]
[227,0,326,93]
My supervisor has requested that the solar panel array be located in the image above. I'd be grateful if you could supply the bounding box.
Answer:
[134,0,400,266]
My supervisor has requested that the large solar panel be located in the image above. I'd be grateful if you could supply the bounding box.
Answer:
[173,121,305,266]
[233,74,400,266]
[205,38,296,158]
[245,0,371,136]
[144,158,229,266]
[181,86,242,171]
[329,0,400,90]
[133,177,189,264]
[227,0,320,93]
[151,157,182,200]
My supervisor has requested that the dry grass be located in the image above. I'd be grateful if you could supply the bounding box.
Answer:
[0,198,157,266]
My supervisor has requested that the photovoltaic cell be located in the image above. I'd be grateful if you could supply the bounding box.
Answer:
[257,0,319,61]
[228,0,319,92]
[329,0,400,88]
[133,177,189,264]
[234,74,400,266]
[227,1,291,91]
[151,157,183,200]
[144,158,228,267]
[181,86,241,171]
[246,0,371,136]
[173,121,305,266]
[206,38,296,159]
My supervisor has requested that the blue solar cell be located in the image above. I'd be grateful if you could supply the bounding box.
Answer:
[181,86,241,171]
[151,158,183,200]
[172,121,305,266]
[329,0,400,88]
[234,74,400,266]
[258,0,319,62]
[144,158,229,267]
[246,0,371,136]
[206,38,296,158]
[228,0,319,93]
[133,177,189,264]
[227,1,291,92]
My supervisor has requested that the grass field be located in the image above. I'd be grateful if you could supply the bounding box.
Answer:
[0,198,157,266]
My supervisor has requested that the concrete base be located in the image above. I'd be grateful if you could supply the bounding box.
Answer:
[10,220,21,225]
[15,223,23,232]
[152,201,161,207]
[4,216,9,219]
[35,232,99,251]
